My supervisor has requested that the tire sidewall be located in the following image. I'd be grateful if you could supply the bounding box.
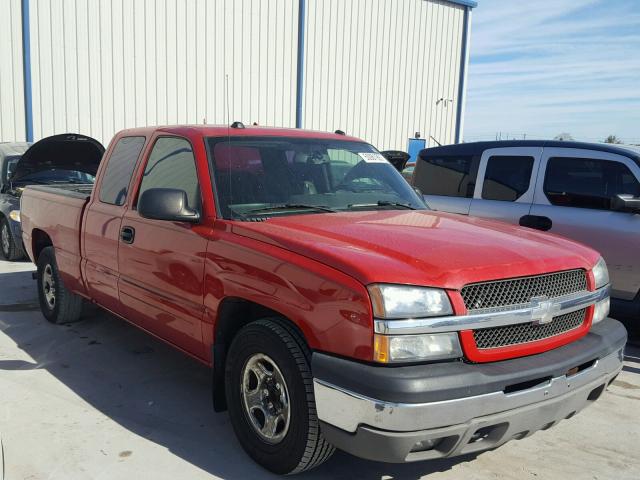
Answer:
[37,247,61,323]
[225,322,312,475]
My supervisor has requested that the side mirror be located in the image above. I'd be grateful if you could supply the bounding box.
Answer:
[611,194,640,214]
[138,188,200,223]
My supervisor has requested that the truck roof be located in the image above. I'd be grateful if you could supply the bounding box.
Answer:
[115,125,365,143]
[419,140,640,166]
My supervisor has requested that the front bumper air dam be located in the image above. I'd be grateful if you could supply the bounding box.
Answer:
[313,318,626,463]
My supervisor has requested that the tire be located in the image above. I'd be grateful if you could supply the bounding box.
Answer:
[0,217,22,261]
[36,246,83,324]
[225,318,334,474]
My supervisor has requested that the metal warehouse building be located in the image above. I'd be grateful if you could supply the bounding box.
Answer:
[1,0,475,150]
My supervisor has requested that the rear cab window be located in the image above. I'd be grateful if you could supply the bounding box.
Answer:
[413,155,477,198]
[482,156,534,201]
[544,157,640,210]
[99,136,146,205]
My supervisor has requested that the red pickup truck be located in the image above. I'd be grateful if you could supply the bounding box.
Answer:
[20,125,626,474]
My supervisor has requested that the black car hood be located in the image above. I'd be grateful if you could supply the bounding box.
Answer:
[11,133,104,182]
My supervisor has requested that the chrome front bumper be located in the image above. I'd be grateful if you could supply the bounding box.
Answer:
[315,348,622,433]
[314,346,624,462]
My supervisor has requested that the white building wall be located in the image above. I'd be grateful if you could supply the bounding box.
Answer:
[28,0,300,145]
[4,0,467,148]
[0,0,26,142]
[302,0,464,150]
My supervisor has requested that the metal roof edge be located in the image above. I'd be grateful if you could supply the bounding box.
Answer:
[447,0,478,9]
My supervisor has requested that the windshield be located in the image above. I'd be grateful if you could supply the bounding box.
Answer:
[207,136,426,219]
[14,169,95,185]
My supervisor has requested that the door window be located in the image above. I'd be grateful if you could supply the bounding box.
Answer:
[414,155,476,198]
[482,156,534,201]
[99,136,146,205]
[544,157,640,210]
[138,137,200,211]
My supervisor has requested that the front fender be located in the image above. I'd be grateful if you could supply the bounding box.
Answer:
[203,228,374,362]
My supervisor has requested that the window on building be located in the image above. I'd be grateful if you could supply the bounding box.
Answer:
[482,156,534,201]
[544,157,640,210]
[414,155,476,198]
[99,136,146,205]
[138,137,200,211]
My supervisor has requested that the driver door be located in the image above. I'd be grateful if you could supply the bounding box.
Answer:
[118,135,208,358]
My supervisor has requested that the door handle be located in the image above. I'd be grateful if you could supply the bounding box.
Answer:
[519,215,552,231]
[120,226,135,244]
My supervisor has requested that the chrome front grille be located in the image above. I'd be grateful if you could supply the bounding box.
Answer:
[461,269,588,311]
[473,308,587,349]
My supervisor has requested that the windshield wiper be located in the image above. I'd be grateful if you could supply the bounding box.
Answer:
[241,204,338,216]
[347,201,417,210]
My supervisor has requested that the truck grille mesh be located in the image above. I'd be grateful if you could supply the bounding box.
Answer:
[461,269,587,311]
[473,308,587,349]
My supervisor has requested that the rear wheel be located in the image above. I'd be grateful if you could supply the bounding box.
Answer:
[225,318,334,474]
[37,246,83,324]
[0,218,21,261]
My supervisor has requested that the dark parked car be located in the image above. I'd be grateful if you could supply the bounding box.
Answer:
[0,142,31,260]
[0,134,102,260]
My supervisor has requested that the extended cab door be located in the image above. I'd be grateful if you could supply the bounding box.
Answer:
[83,136,147,312]
[530,147,640,300]
[412,153,479,214]
[469,147,542,225]
[117,135,208,358]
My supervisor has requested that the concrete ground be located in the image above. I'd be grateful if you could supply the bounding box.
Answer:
[0,258,638,480]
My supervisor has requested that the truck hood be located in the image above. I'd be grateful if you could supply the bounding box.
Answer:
[10,133,104,182]
[230,210,600,289]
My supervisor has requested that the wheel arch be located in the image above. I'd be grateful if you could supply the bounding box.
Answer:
[31,228,53,262]
[212,296,308,412]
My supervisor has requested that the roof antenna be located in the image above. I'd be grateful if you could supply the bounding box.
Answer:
[225,74,231,129]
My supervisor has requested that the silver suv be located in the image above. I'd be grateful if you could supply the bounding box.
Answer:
[411,140,640,325]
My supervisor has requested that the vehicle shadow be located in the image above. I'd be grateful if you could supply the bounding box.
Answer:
[0,269,479,480]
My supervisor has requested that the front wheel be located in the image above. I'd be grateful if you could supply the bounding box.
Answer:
[225,318,334,474]
[37,246,83,324]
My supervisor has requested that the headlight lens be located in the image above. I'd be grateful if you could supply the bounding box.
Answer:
[9,210,20,222]
[592,298,610,324]
[374,333,462,363]
[592,257,609,289]
[368,284,453,319]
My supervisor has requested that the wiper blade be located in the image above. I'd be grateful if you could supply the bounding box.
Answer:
[348,201,417,210]
[242,204,337,215]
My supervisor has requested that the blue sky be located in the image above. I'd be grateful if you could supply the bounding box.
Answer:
[464,0,640,143]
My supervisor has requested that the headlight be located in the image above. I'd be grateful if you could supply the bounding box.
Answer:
[374,332,462,363]
[9,210,20,222]
[592,298,610,324]
[368,284,453,319]
[592,257,609,289]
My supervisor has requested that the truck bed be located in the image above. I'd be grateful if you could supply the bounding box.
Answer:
[25,183,94,200]
[20,184,93,292]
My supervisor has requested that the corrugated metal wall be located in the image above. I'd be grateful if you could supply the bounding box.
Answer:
[28,0,299,145]
[0,0,26,142]
[303,0,464,150]
[4,0,466,149]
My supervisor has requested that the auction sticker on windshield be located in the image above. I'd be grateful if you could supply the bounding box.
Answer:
[359,152,389,163]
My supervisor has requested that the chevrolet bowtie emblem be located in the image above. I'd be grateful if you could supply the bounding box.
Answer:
[530,296,561,325]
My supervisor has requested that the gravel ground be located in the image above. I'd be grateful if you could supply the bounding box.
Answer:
[0,258,638,480]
